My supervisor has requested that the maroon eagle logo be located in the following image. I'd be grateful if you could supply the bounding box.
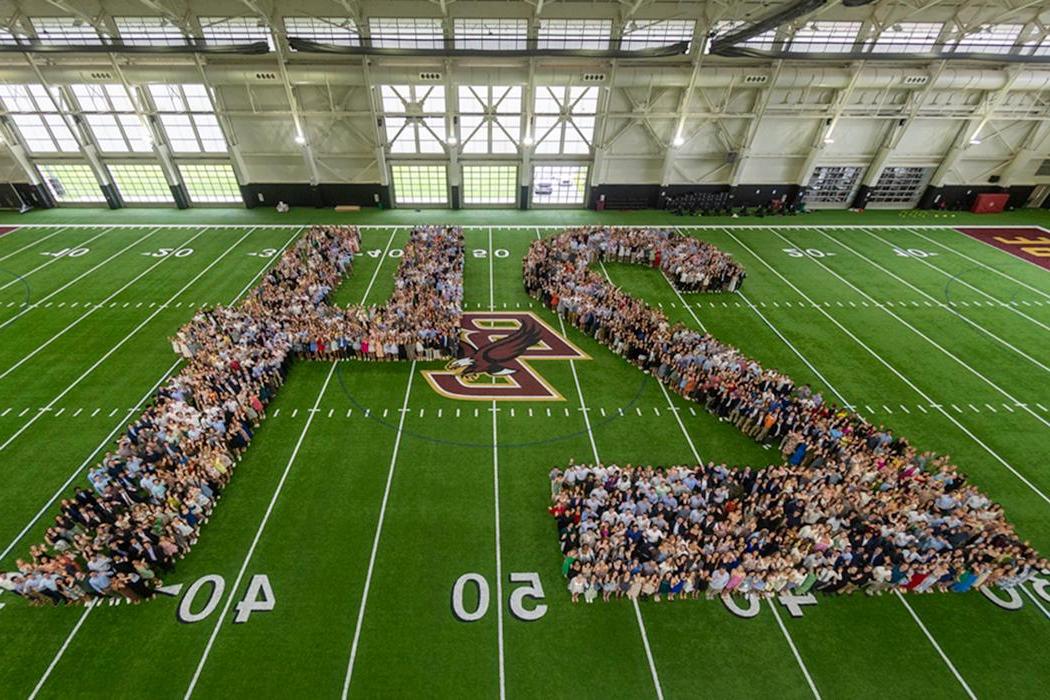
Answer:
[423,312,589,401]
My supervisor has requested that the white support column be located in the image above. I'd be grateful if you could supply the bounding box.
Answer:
[661,21,708,187]
[239,0,321,186]
[0,121,43,186]
[443,58,462,206]
[728,61,783,187]
[859,62,947,193]
[107,57,182,191]
[795,62,865,188]
[928,67,1023,189]
[999,120,1050,187]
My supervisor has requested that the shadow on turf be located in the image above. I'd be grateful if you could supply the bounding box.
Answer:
[334,360,649,449]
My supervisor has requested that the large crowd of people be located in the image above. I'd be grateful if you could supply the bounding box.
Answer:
[1,225,464,605]
[527,226,1045,601]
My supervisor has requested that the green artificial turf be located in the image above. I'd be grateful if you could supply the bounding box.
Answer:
[0,210,1047,699]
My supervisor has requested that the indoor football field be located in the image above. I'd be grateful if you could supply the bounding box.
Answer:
[0,209,1047,700]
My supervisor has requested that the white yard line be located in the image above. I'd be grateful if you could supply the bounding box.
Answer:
[0,227,114,292]
[0,226,214,382]
[184,362,338,699]
[0,226,164,332]
[766,600,823,699]
[772,228,1050,432]
[27,600,96,700]
[0,359,180,563]
[1,228,301,564]
[906,228,1050,301]
[491,397,506,700]
[857,228,1050,333]
[722,228,1050,506]
[360,228,397,304]
[1019,584,1050,619]
[541,228,664,699]
[490,228,506,700]
[341,363,417,699]
[894,592,977,699]
[651,376,820,698]
[0,227,255,452]
[0,226,68,263]
[683,231,980,697]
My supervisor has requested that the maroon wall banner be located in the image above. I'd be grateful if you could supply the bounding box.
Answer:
[955,227,1050,270]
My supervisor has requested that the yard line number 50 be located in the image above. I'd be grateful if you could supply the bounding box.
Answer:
[452,572,547,622]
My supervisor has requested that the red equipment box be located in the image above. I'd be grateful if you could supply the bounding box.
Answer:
[970,193,1009,214]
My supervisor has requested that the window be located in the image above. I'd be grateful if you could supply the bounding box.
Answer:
[109,163,173,203]
[805,166,863,205]
[533,86,597,155]
[38,163,103,203]
[789,22,861,53]
[200,17,273,49]
[71,84,152,153]
[532,165,587,206]
[537,19,611,50]
[369,18,443,49]
[955,24,1023,55]
[148,85,228,154]
[868,167,931,205]
[0,28,20,45]
[463,165,517,205]
[179,163,242,203]
[380,85,446,154]
[284,17,359,45]
[459,86,521,154]
[871,22,942,53]
[0,85,79,153]
[621,20,694,50]
[114,17,187,46]
[391,164,447,205]
[1032,36,1050,56]
[454,18,527,50]
[30,17,102,45]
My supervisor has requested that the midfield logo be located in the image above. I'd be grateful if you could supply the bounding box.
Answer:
[423,312,589,401]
